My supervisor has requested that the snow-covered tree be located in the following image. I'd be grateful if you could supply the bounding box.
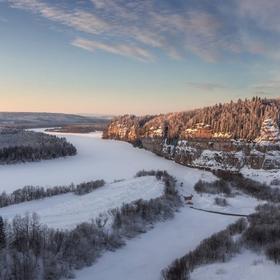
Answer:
[256,118,280,143]
[0,216,5,249]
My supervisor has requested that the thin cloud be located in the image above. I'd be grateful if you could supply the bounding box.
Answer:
[252,80,280,96]
[6,0,280,62]
[238,0,280,33]
[8,0,109,34]
[72,38,154,62]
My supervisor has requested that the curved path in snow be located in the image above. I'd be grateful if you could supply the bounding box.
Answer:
[189,206,249,217]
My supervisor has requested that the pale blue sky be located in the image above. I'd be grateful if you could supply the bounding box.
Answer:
[1,0,280,115]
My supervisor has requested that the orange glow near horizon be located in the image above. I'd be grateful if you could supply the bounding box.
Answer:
[0,82,243,116]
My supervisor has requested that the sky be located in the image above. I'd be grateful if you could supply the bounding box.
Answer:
[1,0,280,115]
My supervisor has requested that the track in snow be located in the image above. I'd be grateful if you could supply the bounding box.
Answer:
[189,206,249,217]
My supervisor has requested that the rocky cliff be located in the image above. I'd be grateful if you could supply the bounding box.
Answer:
[103,98,280,171]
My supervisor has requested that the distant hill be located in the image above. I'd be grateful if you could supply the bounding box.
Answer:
[0,112,110,129]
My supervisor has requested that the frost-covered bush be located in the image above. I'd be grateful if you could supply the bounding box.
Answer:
[111,197,177,237]
[230,177,280,202]
[226,218,247,236]
[237,204,280,264]
[271,178,280,186]
[243,204,280,249]
[266,242,280,264]
[194,179,232,196]
[214,197,229,207]
[74,180,105,195]
[135,170,170,180]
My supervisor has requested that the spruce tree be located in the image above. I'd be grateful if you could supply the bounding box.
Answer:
[0,216,6,249]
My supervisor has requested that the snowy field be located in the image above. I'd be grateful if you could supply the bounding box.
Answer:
[0,176,164,229]
[194,193,263,215]
[0,130,215,194]
[191,250,280,280]
[241,167,280,186]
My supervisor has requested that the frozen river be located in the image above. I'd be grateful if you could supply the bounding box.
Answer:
[0,130,214,193]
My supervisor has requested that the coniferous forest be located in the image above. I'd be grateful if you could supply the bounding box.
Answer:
[104,97,280,141]
[0,129,76,164]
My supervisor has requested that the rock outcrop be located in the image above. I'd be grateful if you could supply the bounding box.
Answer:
[103,98,280,171]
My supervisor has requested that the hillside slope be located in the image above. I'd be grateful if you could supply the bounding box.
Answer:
[0,112,109,128]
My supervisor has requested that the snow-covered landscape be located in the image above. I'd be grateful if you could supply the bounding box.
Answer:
[1,129,279,279]
[3,1,280,278]
[241,167,280,186]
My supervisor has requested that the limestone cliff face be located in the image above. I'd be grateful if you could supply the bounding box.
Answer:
[162,139,280,171]
[103,115,280,171]
[102,115,153,144]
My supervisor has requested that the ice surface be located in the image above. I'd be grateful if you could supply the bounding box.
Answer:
[0,131,215,194]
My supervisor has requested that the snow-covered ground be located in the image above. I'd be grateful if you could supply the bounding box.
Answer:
[241,167,280,186]
[194,193,263,215]
[191,250,280,280]
[1,129,278,280]
[75,208,238,280]
[0,176,164,229]
[0,130,215,194]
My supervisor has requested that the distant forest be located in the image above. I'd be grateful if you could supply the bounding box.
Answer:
[104,97,280,141]
[0,129,76,164]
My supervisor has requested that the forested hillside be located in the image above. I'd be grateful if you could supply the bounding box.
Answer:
[104,97,280,141]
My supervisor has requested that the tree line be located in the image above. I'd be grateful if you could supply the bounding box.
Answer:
[0,180,105,208]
